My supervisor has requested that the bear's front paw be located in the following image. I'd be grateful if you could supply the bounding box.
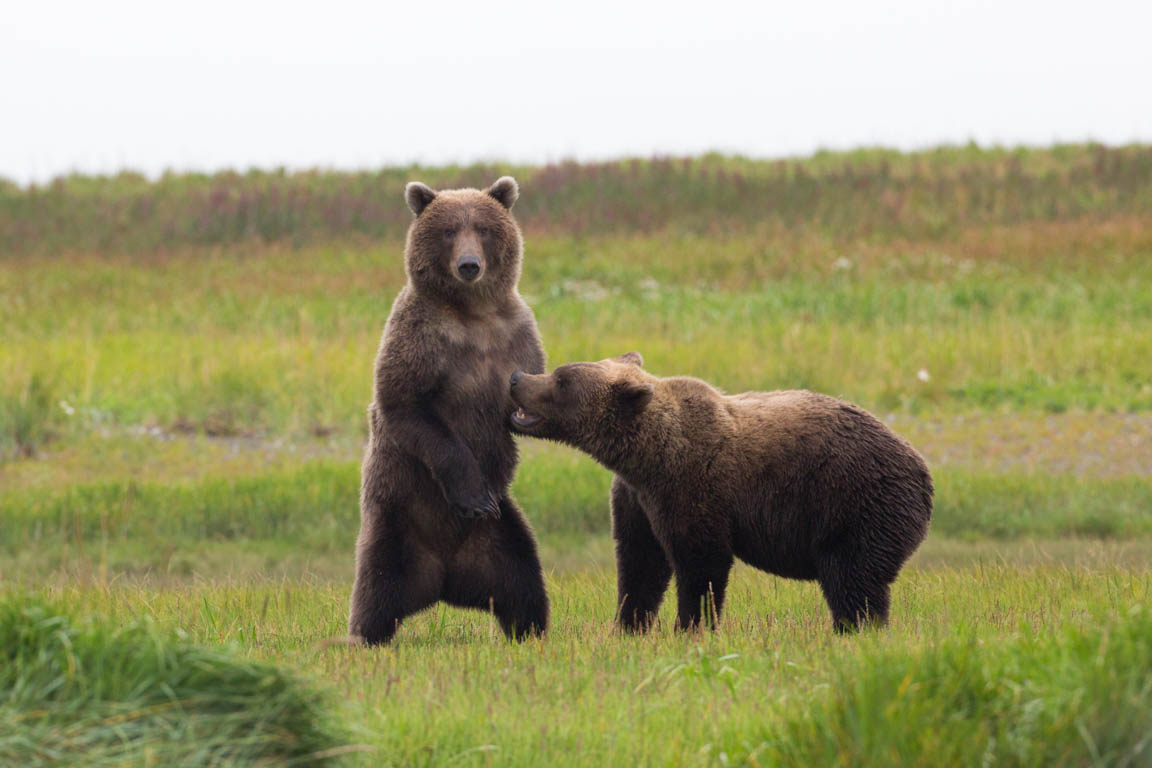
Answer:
[455,490,502,520]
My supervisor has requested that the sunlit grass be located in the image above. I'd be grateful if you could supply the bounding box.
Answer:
[4,220,1151,457]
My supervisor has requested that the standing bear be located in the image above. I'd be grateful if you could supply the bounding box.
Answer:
[509,353,933,633]
[348,177,549,645]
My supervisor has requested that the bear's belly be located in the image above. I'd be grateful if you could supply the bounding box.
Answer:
[733,539,819,580]
[730,513,819,581]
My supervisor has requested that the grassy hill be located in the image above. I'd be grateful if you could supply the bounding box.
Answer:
[3,144,1151,254]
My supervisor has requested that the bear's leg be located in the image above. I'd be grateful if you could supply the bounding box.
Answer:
[443,496,549,641]
[611,477,672,633]
[348,512,444,646]
[667,538,734,631]
[817,555,891,633]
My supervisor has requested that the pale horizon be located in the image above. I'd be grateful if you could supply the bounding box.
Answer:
[5,0,1151,185]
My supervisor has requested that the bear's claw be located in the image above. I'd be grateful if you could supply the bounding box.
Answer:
[457,492,501,520]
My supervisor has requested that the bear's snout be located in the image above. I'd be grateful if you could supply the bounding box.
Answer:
[457,255,481,282]
[509,371,523,389]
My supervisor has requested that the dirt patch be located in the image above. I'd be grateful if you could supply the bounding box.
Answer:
[892,412,1152,476]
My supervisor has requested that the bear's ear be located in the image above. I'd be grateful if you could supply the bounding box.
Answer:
[405,182,437,216]
[487,176,519,210]
[616,351,644,368]
[616,381,654,412]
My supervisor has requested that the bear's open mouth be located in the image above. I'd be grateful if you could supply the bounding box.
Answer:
[511,407,543,429]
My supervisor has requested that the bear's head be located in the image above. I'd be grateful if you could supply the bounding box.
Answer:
[403,177,523,304]
[508,352,654,458]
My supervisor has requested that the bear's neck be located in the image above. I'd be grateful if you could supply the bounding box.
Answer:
[587,407,682,488]
[412,282,519,319]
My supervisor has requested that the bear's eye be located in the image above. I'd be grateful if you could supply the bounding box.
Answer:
[556,375,569,391]
[474,224,491,238]
[440,228,457,241]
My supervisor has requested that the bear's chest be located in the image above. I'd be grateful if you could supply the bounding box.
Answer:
[436,315,522,408]
[450,354,516,407]
[436,312,517,354]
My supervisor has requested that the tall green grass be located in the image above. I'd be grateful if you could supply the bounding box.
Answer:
[0,371,63,460]
[3,453,1149,574]
[4,235,1150,449]
[0,595,350,767]
[763,605,1152,766]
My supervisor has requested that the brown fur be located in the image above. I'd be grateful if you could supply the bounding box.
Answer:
[510,353,933,633]
[348,177,549,645]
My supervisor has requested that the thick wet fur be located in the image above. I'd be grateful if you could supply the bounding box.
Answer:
[348,177,549,645]
[510,353,933,633]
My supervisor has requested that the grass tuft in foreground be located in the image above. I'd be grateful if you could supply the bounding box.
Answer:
[766,605,1152,766]
[0,595,352,767]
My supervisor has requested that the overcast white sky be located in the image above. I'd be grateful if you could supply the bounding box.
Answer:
[3,0,1151,184]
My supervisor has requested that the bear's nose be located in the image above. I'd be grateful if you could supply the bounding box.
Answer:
[509,371,523,389]
[457,255,481,282]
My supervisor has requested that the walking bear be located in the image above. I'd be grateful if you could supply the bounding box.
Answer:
[348,177,549,645]
[509,353,932,633]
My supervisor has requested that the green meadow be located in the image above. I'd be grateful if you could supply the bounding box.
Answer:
[1,145,1151,766]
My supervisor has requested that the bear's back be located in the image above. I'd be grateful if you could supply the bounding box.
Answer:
[718,389,928,487]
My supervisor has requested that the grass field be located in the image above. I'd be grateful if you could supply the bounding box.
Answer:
[6,566,1151,766]
[2,145,1150,765]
